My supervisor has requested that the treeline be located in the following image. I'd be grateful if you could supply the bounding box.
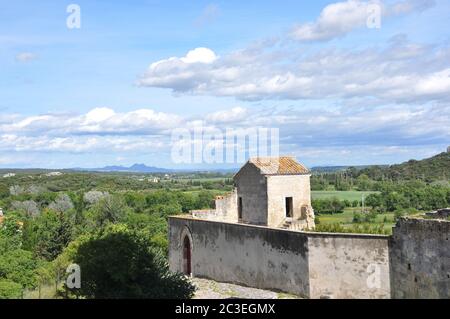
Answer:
[311,172,381,191]
[366,152,450,182]
[312,198,360,214]
[0,172,233,195]
[312,182,450,216]
[311,152,450,191]
[365,181,450,213]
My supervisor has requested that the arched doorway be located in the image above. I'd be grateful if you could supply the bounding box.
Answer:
[182,235,191,275]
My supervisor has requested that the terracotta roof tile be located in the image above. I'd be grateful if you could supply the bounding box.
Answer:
[248,156,310,175]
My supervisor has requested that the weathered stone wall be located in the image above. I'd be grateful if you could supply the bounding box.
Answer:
[308,233,390,298]
[214,190,238,222]
[389,218,450,299]
[169,216,310,297]
[191,190,238,223]
[234,163,268,225]
[266,174,313,228]
[169,216,390,298]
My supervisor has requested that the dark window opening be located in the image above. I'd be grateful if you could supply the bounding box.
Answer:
[285,197,293,218]
[238,197,243,220]
[408,263,411,270]
[183,236,191,276]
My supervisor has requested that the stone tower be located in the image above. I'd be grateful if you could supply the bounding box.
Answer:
[233,156,315,230]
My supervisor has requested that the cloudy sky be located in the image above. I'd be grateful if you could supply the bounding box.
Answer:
[0,0,449,169]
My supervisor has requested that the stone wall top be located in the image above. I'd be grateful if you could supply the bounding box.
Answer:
[169,215,390,239]
[393,217,450,232]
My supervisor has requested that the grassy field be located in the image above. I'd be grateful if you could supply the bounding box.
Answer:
[311,190,379,201]
[316,207,395,233]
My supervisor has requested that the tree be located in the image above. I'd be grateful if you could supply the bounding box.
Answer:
[356,174,372,191]
[48,194,74,213]
[69,225,195,299]
[330,197,345,214]
[366,193,383,209]
[83,191,109,206]
[0,184,9,199]
[92,195,126,227]
[11,200,39,217]
[9,185,25,196]
[196,190,214,209]
[124,212,168,252]
[25,209,74,261]
[0,280,22,299]
[0,213,23,253]
[0,249,37,288]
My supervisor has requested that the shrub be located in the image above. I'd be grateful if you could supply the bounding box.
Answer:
[68,225,195,299]
[0,280,22,299]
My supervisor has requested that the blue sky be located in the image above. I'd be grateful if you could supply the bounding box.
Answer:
[0,0,449,169]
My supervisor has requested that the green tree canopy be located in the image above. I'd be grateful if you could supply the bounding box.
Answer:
[0,279,22,299]
[70,224,195,299]
[0,249,37,288]
[23,209,74,261]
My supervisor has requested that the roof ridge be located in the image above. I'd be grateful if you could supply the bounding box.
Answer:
[244,156,310,175]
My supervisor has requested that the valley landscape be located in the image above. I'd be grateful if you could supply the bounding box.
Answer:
[0,150,449,298]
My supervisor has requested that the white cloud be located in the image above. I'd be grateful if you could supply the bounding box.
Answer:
[414,68,450,96]
[137,38,450,103]
[291,0,435,42]
[0,103,448,166]
[205,107,248,124]
[0,134,166,153]
[1,107,182,136]
[291,0,379,42]
[180,47,217,64]
[84,107,115,124]
[15,52,37,62]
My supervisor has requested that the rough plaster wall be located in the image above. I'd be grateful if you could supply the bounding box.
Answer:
[169,217,393,298]
[214,190,238,223]
[266,175,312,227]
[169,217,310,297]
[234,163,268,225]
[308,234,390,299]
[389,218,450,299]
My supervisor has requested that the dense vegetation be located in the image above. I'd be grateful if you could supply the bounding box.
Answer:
[311,152,450,234]
[0,172,225,298]
[311,152,450,191]
[67,225,195,299]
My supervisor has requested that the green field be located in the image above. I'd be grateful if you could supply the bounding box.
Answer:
[316,207,395,233]
[312,191,393,234]
[312,190,379,201]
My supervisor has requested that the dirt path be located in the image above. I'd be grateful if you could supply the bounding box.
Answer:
[191,277,300,299]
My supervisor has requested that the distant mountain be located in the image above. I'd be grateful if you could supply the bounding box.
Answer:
[76,164,173,173]
[74,164,238,174]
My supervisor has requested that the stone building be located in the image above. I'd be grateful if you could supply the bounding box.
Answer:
[168,156,449,299]
[192,156,315,230]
